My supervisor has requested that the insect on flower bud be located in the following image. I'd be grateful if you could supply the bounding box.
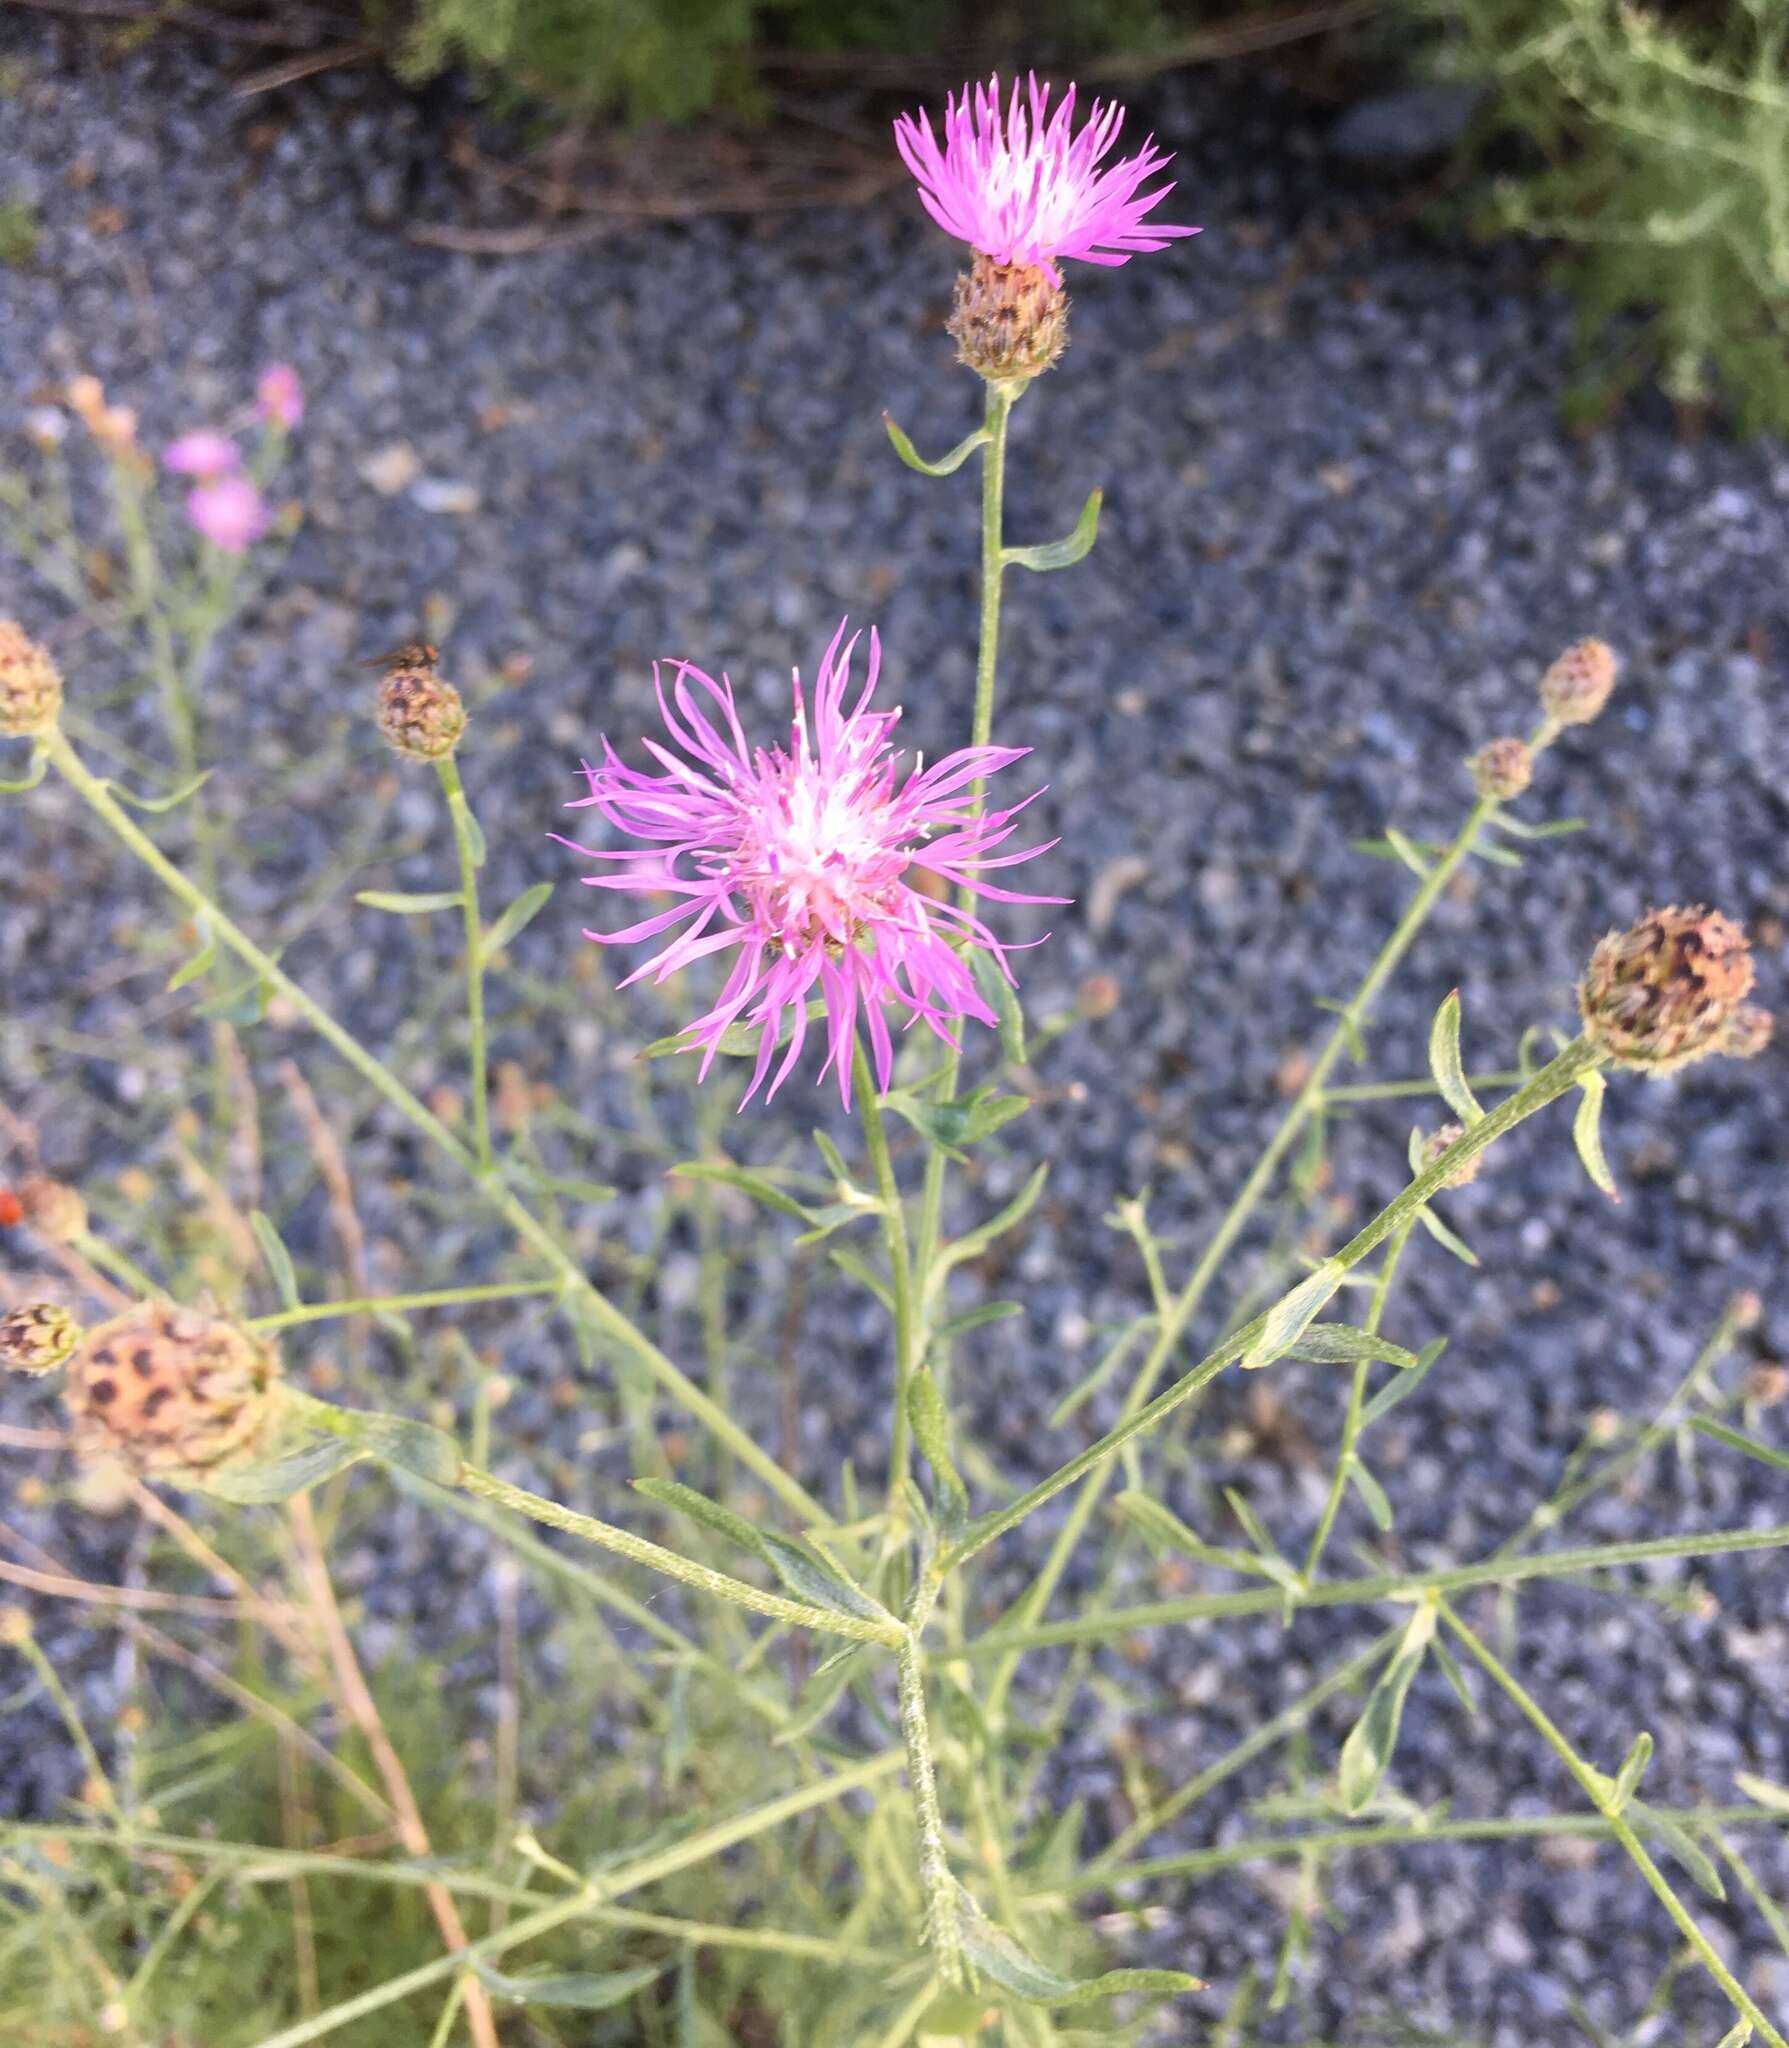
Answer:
[1579,905,1757,1075]
[0,620,64,737]
[1419,1122,1483,1188]
[18,1176,87,1245]
[65,1305,282,1483]
[1467,737,1533,803]
[1,1303,82,1377]
[1540,639,1618,727]
[374,645,466,763]
[948,253,1069,385]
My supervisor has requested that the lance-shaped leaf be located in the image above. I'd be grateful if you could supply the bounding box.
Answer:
[883,410,989,477]
[166,918,218,993]
[1337,1599,1436,1813]
[1116,1490,1291,1585]
[472,1960,662,2010]
[1359,1336,1447,1428]
[1004,487,1102,574]
[111,769,213,814]
[354,888,464,915]
[0,744,49,795]
[971,948,1028,1065]
[1572,1067,1619,1201]
[1348,1456,1395,1532]
[481,880,554,961]
[249,1210,301,1310]
[1381,827,1431,879]
[955,1883,1203,2005]
[939,1162,1049,1273]
[1285,1324,1421,1371]
[907,1367,969,1525]
[883,1084,1029,1162]
[200,1391,461,1505]
[1242,1260,1345,1369]
[1428,992,1485,1127]
[1631,1799,1726,1900]
[670,1160,814,1223]
[1416,1204,1480,1266]
[1611,1730,1653,1810]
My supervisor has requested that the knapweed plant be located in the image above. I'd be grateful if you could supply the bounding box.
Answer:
[2,75,1786,2048]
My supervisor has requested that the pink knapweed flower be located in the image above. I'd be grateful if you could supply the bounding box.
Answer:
[894,73,1197,279]
[256,364,304,431]
[162,430,241,479]
[562,622,1060,1107]
[185,475,269,553]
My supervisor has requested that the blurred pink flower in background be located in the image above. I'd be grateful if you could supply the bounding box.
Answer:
[894,73,1197,277]
[162,430,241,479]
[256,364,304,430]
[563,621,1061,1107]
[185,475,269,553]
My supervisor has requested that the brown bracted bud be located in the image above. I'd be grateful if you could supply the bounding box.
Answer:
[65,1304,281,1482]
[1419,1122,1483,1188]
[377,661,466,762]
[1,1303,82,1377]
[1579,906,1756,1074]
[18,1176,87,1246]
[948,253,1069,385]
[1540,639,1618,727]
[1467,737,1533,803]
[1719,1004,1773,1061]
[0,620,64,737]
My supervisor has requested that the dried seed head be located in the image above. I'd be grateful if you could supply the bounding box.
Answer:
[1719,1003,1774,1061]
[18,1176,87,1246]
[377,661,466,762]
[65,1304,281,1482]
[1419,1122,1483,1188]
[0,620,64,737]
[1,1303,82,1377]
[1467,736,1533,803]
[1578,905,1756,1074]
[1540,639,1618,727]
[948,254,1069,385]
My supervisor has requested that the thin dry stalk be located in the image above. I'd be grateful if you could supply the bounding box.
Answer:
[279,1059,370,1374]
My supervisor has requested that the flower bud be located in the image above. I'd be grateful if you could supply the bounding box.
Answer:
[1467,737,1533,803]
[18,1176,87,1245]
[1,1303,82,1376]
[1719,1004,1773,1061]
[948,253,1068,385]
[1419,1122,1483,1188]
[65,1305,281,1482]
[377,658,466,763]
[0,620,63,737]
[1540,639,1618,727]
[1579,906,1756,1074]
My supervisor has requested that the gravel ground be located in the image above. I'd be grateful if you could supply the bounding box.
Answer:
[2,19,1787,2042]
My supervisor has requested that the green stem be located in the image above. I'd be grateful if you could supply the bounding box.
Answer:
[45,726,829,1530]
[1302,1217,1415,1582]
[436,756,493,1175]
[896,1609,967,1987]
[455,1465,901,1648]
[855,1037,919,1535]
[946,1036,1600,1576]
[960,1520,1789,1658]
[979,795,1500,1718]
[250,1282,560,1332]
[1441,1603,1788,2047]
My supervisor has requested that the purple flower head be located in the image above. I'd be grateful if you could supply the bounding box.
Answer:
[162,430,241,480]
[256,364,304,431]
[562,621,1061,1108]
[895,73,1198,279]
[185,475,270,553]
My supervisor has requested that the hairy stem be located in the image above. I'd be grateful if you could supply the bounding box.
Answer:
[896,1600,967,1986]
[45,725,829,1528]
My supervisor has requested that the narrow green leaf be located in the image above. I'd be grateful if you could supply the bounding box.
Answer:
[1338,1600,1437,1814]
[1114,1491,1288,1584]
[1571,1068,1619,1201]
[1243,1260,1345,1369]
[0,744,49,795]
[882,411,989,477]
[166,920,218,993]
[198,1392,460,1504]
[634,1476,772,1565]
[955,1883,1202,2004]
[458,800,487,869]
[1428,992,1485,1127]
[1313,996,1367,1063]
[773,1645,867,1747]
[1431,1637,1478,1719]
[972,948,1028,1066]
[1004,488,1102,574]
[1713,2022,1753,2048]
[1381,827,1431,879]
[940,1161,1050,1271]
[883,1084,1029,1161]
[812,1130,851,1183]
[1220,1488,1304,1598]
[1690,1417,1789,1475]
[1416,1205,1480,1266]
[907,1368,969,1522]
[249,1210,301,1310]
[1286,1324,1421,1371]
[354,888,464,915]
[1360,1336,1447,1428]
[472,1960,661,2010]
[111,769,212,814]
[1493,814,1587,840]
[481,880,553,960]
[670,1160,812,1223]
[1736,1770,1789,1814]
[1631,1800,1726,1901]
[933,1300,1024,1344]
[1348,1457,1395,1532]
[1612,1731,1653,1810]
